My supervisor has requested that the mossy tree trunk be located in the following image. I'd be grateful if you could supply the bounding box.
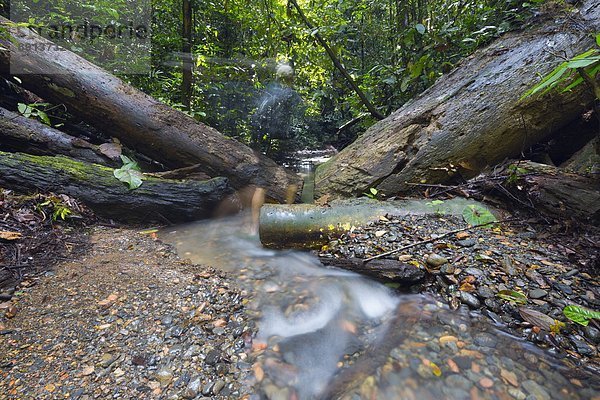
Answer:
[315,1,600,199]
[0,151,234,223]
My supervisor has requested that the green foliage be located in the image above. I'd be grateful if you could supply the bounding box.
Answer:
[17,102,52,126]
[426,199,445,215]
[496,290,527,305]
[563,305,600,326]
[113,155,144,190]
[462,205,497,226]
[362,187,379,199]
[521,33,600,100]
[121,0,542,156]
[37,196,73,221]
[506,164,529,184]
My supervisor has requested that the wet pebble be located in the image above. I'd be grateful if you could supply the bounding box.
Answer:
[528,289,547,299]
[426,254,448,267]
[460,291,481,309]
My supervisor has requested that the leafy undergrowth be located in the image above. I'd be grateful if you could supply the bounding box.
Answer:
[0,189,93,296]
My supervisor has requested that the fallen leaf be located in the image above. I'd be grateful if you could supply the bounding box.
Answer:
[44,383,56,393]
[99,142,122,159]
[456,232,470,239]
[518,307,556,331]
[0,231,21,240]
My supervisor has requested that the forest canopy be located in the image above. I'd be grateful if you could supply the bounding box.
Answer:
[1,0,545,159]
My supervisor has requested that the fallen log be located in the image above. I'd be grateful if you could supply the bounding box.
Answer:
[501,161,600,222]
[319,257,425,284]
[0,17,301,203]
[0,106,113,166]
[0,151,233,222]
[259,198,496,249]
[315,0,600,198]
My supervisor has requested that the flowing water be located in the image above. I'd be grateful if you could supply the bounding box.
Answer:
[161,212,599,400]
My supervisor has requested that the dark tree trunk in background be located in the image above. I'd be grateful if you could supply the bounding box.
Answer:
[288,0,385,120]
[182,0,193,110]
[0,17,302,204]
[0,106,113,166]
[315,0,600,199]
[0,151,234,223]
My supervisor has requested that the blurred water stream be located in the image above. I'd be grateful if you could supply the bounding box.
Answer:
[160,211,599,400]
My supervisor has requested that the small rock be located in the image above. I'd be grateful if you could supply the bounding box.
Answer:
[155,367,173,387]
[553,283,573,295]
[202,381,215,396]
[440,264,456,275]
[457,238,476,247]
[508,388,527,400]
[205,349,221,365]
[426,253,448,267]
[521,380,550,400]
[570,337,596,357]
[464,267,484,278]
[161,315,174,326]
[183,376,202,399]
[460,291,481,309]
[528,289,548,299]
[478,377,494,388]
[583,325,600,344]
[474,333,497,348]
[213,380,225,395]
[477,286,495,299]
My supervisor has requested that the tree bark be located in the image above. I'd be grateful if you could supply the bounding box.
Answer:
[0,17,301,204]
[0,106,113,165]
[501,161,600,223]
[319,257,425,283]
[0,151,234,223]
[259,198,492,249]
[315,0,600,199]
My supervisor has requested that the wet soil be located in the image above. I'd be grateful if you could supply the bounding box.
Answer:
[0,192,253,399]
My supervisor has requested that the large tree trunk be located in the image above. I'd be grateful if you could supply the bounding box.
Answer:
[0,17,301,204]
[0,106,113,166]
[0,151,233,223]
[315,1,600,199]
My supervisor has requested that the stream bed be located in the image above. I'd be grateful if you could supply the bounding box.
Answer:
[161,212,599,400]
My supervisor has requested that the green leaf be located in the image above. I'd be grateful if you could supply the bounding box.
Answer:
[369,187,378,196]
[563,305,600,326]
[17,103,27,114]
[462,205,497,226]
[113,168,144,190]
[497,290,527,305]
[37,111,51,126]
[415,24,426,34]
[566,56,600,69]
[596,33,600,47]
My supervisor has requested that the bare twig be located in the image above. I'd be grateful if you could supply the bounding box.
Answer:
[363,218,517,263]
